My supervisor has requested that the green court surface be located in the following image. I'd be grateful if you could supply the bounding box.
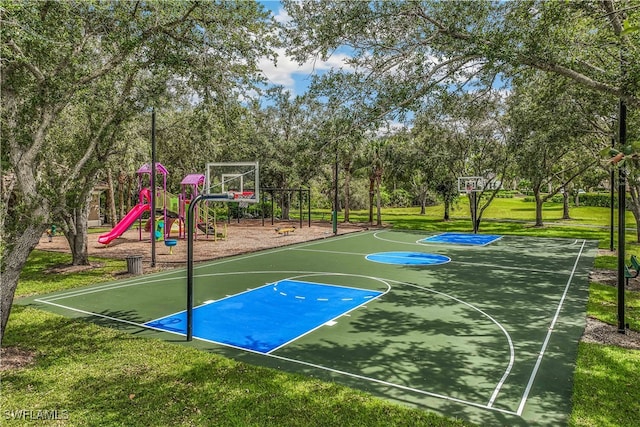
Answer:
[22,230,598,426]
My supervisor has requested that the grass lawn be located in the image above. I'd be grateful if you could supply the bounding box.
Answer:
[3,198,640,426]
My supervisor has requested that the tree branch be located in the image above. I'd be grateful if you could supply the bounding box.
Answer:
[521,57,639,106]
[6,39,45,82]
[601,0,624,35]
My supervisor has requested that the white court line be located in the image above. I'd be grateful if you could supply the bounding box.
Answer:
[266,276,391,354]
[293,248,370,257]
[516,239,587,416]
[293,246,565,276]
[32,230,587,417]
[265,352,519,416]
[394,280,515,409]
[36,269,185,301]
[34,299,150,330]
[419,233,503,247]
[33,267,515,414]
[453,260,569,276]
[373,229,584,251]
[37,231,374,303]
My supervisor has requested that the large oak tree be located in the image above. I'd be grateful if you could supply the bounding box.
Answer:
[0,1,277,343]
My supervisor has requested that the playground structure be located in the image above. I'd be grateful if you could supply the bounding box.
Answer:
[98,162,261,246]
[98,163,174,245]
[179,173,227,241]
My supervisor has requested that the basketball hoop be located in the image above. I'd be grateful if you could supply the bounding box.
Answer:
[458,176,485,194]
[465,181,475,195]
[205,161,259,204]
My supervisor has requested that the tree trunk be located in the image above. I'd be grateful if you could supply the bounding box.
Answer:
[443,199,450,221]
[534,189,544,227]
[375,178,382,226]
[343,167,351,223]
[125,173,133,212]
[369,176,375,224]
[1,223,47,344]
[282,190,291,220]
[65,203,91,266]
[562,189,571,220]
[627,181,640,243]
[107,168,117,226]
[118,169,127,221]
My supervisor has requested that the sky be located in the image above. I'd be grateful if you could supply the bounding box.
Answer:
[257,1,352,97]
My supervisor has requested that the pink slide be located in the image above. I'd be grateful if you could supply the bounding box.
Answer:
[98,203,150,245]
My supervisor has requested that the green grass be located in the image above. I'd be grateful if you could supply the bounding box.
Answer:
[2,306,470,426]
[16,251,125,297]
[586,283,640,331]
[571,343,640,426]
[317,196,637,228]
[4,199,640,426]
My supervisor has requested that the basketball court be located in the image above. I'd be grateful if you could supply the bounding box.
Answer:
[22,229,597,426]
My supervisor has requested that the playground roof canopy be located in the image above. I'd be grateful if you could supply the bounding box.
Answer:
[138,163,168,175]
[181,174,205,186]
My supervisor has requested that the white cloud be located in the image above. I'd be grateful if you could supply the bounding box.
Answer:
[259,48,352,91]
[259,0,353,93]
[270,2,291,24]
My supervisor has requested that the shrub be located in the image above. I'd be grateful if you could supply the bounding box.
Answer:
[389,189,413,207]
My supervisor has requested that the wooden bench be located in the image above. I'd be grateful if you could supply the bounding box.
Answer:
[275,227,296,236]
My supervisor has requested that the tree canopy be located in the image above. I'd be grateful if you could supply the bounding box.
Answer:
[0,0,277,343]
[2,0,640,346]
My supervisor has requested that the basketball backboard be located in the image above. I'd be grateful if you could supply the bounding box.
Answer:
[457,176,485,194]
[205,162,259,203]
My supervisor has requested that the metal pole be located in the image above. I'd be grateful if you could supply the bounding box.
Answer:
[299,188,303,229]
[187,194,229,341]
[151,108,156,267]
[610,137,616,252]
[307,189,311,227]
[333,150,338,235]
[187,195,197,341]
[617,99,627,334]
[473,192,478,234]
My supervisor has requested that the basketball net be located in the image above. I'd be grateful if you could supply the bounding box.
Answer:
[465,181,475,195]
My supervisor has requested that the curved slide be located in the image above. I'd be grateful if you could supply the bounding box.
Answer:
[98,203,150,245]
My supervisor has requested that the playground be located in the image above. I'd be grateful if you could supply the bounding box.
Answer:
[26,229,598,426]
[39,221,364,268]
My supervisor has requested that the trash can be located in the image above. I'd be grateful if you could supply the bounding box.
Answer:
[125,255,143,275]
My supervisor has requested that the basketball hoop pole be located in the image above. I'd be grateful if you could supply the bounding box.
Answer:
[459,177,483,234]
[187,193,234,341]
[472,191,478,234]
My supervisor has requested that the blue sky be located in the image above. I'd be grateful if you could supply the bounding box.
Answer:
[258,1,353,97]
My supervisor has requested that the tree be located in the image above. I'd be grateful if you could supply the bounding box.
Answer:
[282,0,638,231]
[507,72,610,226]
[0,1,276,344]
[251,87,317,219]
[366,139,386,226]
[412,91,510,230]
[284,1,639,105]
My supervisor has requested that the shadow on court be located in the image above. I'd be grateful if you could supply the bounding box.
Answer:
[21,230,597,426]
